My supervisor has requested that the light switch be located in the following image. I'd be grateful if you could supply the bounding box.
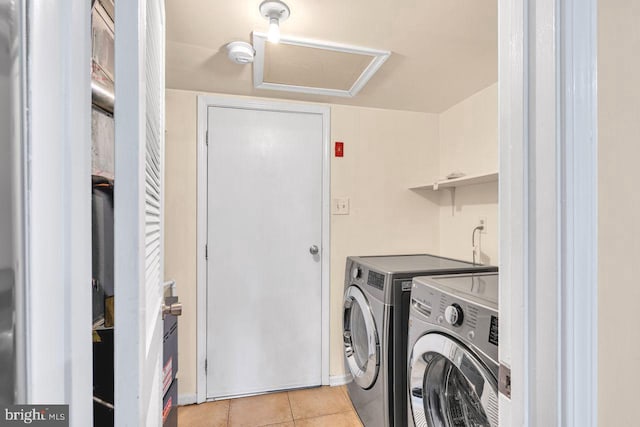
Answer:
[332,197,350,215]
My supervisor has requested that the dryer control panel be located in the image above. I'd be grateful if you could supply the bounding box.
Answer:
[345,260,387,304]
[367,270,385,290]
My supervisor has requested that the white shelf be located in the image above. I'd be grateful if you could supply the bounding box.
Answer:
[410,171,498,191]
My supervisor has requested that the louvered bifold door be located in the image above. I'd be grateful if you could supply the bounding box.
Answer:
[114,0,166,425]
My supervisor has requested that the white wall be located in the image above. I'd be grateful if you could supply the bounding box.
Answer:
[598,2,640,424]
[165,90,199,397]
[329,105,440,376]
[165,89,441,397]
[438,84,498,264]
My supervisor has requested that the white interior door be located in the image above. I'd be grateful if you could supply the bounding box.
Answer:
[206,105,324,399]
[115,0,165,425]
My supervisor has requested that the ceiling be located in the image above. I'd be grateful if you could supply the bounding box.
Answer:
[166,0,497,113]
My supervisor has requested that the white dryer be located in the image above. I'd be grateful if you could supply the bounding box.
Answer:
[408,273,499,427]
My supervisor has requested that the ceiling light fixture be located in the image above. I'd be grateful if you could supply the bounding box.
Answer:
[259,0,290,44]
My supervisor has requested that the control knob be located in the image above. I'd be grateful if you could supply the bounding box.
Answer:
[351,266,362,279]
[444,304,464,327]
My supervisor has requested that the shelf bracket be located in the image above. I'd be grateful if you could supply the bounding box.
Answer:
[449,187,456,215]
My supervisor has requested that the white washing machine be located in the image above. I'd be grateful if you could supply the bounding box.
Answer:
[407,272,499,427]
[343,255,497,427]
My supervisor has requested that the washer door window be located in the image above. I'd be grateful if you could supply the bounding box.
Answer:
[343,285,379,389]
[409,333,498,427]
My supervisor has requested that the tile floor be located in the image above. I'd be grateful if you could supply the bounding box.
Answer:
[178,386,363,427]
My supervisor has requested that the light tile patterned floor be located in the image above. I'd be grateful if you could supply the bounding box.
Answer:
[178,386,363,427]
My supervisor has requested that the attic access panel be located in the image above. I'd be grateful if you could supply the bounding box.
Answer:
[252,32,390,97]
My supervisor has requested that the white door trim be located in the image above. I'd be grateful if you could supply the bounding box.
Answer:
[497,0,525,423]
[499,0,598,425]
[559,1,598,425]
[22,0,93,423]
[196,95,331,403]
[114,0,148,422]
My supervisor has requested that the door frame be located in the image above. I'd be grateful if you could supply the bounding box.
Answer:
[195,95,332,403]
[21,0,93,423]
[499,0,598,425]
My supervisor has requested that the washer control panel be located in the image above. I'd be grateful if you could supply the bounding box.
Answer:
[410,276,498,360]
[488,315,499,346]
[444,303,464,326]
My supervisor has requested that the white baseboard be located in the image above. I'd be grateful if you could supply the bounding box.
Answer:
[180,378,349,405]
[329,373,352,387]
[178,393,197,406]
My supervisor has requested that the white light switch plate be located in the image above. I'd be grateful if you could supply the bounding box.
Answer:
[332,197,350,215]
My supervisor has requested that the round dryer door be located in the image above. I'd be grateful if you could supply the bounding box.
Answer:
[343,285,379,389]
[409,333,498,427]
